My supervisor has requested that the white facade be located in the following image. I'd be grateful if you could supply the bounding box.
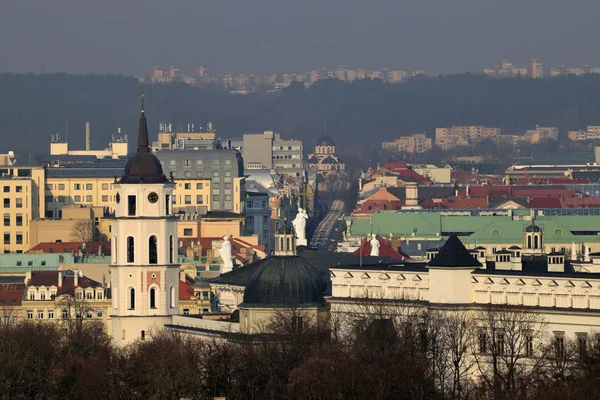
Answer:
[110,180,180,344]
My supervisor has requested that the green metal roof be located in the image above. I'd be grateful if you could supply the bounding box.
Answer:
[348,211,600,245]
[0,253,73,272]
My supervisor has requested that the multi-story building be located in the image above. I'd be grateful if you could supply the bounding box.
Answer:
[244,180,272,252]
[240,131,304,180]
[526,59,543,79]
[153,122,218,151]
[435,126,501,150]
[155,149,245,214]
[194,65,211,81]
[382,133,432,153]
[0,172,43,254]
[43,161,123,218]
[484,59,526,78]
[523,126,559,143]
[22,269,110,329]
[551,65,600,77]
[568,126,600,141]
[49,128,128,159]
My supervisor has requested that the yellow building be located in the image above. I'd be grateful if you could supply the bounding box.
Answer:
[0,170,44,253]
[435,126,501,151]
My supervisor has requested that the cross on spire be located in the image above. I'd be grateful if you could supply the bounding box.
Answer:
[137,92,149,153]
[140,91,146,114]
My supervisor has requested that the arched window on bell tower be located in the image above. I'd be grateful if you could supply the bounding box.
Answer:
[149,235,158,264]
[274,222,296,256]
[169,285,175,308]
[128,287,136,310]
[150,287,156,309]
[127,237,135,263]
[169,235,174,264]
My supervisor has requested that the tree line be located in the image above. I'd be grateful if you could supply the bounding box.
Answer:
[3,73,600,158]
[2,302,600,399]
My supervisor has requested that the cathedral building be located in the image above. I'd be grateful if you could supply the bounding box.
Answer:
[307,135,351,192]
[110,103,180,344]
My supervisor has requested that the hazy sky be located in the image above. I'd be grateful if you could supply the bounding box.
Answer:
[0,0,596,76]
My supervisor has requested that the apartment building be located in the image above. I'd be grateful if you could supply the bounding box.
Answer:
[526,59,543,79]
[551,66,600,77]
[0,177,40,254]
[524,126,559,143]
[568,126,600,141]
[382,133,432,153]
[155,149,245,214]
[241,131,305,180]
[44,162,122,218]
[244,180,272,252]
[483,59,526,78]
[435,126,501,151]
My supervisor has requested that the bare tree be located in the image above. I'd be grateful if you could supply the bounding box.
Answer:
[471,305,549,400]
[70,219,95,243]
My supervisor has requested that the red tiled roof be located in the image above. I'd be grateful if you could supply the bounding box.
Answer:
[528,197,563,209]
[352,236,411,260]
[28,241,111,255]
[0,289,24,306]
[28,271,102,296]
[179,280,195,300]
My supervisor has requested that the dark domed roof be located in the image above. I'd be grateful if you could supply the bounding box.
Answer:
[316,135,335,146]
[120,110,168,184]
[242,256,324,306]
[525,222,542,233]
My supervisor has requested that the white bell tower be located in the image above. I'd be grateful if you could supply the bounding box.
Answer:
[110,99,179,345]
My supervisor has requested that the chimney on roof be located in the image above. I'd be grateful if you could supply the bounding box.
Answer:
[180,271,186,282]
[466,185,470,198]
[74,270,79,286]
[25,270,32,283]
[85,121,91,151]
[58,271,63,287]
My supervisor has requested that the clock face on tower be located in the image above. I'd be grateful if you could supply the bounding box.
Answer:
[148,192,159,203]
[116,193,120,204]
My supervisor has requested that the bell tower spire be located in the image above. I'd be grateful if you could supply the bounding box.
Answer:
[137,92,150,153]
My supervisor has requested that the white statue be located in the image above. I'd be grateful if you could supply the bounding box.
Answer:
[292,207,308,246]
[218,235,234,273]
[370,234,380,257]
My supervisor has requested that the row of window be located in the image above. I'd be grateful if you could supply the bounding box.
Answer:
[3,198,23,208]
[45,183,113,191]
[3,186,23,193]
[246,201,268,209]
[27,309,103,319]
[46,195,109,203]
[3,213,23,226]
[182,182,232,190]
[121,235,175,264]
[274,154,301,160]
[167,158,232,167]
[126,286,176,310]
[272,145,302,151]
[3,232,24,245]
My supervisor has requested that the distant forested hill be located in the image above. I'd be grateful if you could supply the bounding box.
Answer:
[1,73,600,157]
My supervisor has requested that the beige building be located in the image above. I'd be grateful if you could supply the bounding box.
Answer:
[382,133,432,153]
[49,127,128,159]
[435,126,501,151]
[30,205,107,248]
[22,269,111,331]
